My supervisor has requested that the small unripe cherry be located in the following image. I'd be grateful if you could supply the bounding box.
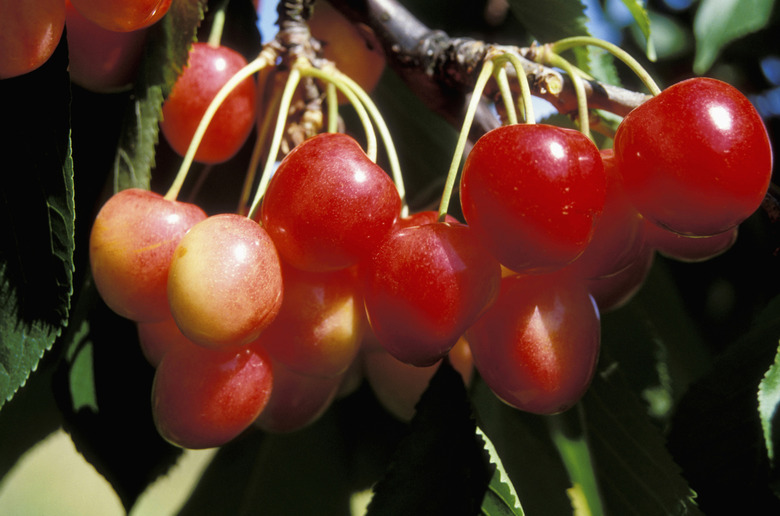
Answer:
[167,214,283,350]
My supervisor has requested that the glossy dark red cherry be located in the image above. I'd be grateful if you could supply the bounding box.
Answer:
[614,77,773,236]
[460,124,607,273]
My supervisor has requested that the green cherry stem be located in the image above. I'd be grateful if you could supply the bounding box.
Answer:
[325,81,339,134]
[437,57,495,222]
[494,65,518,126]
[550,36,662,96]
[497,50,536,124]
[247,64,303,219]
[543,51,591,139]
[164,52,271,202]
[207,0,230,47]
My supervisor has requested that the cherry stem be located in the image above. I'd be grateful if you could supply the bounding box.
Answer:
[543,51,591,139]
[164,52,271,202]
[303,65,377,160]
[325,82,338,133]
[494,66,518,125]
[207,0,230,47]
[248,64,303,219]
[551,36,662,96]
[495,50,536,124]
[437,57,495,222]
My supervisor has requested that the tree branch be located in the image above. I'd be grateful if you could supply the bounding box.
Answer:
[325,0,650,135]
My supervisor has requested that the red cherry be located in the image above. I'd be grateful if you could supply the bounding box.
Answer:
[89,188,207,322]
[167,214,283,350]
[614,77,773,236]
[252,358,342,434]
[460,124,607,273]
[68,0,171,32]
[257,262,366,379]
[567,149,646,279]
[161,42,257,164]
[64,0,147,92]
[586,244,655,314]
[467,272,601,415]
[0,0,65,79]
[136,316,191,367]
[152,341,273,449]
[363,221,501,366]
[645,220,738,263]
[260,133,402,271]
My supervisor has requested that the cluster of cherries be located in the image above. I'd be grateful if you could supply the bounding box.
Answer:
[89,73,773,450]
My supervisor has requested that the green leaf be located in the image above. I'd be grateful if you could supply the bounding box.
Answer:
[112,0,207,191]
[366,361,493,515]
[692,0,775,74]
[620,0,656,60]
[759,341,780,466]
[582,355,702,515]
[478,427,525,516]
[666,294,780,512]
[0,38,74,411]
[507,0,590,43]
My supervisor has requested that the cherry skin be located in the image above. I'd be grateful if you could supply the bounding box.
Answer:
[0,0,66,79]
[64,0,148,92]
[167,213,283,350]
[586,244,655,314]
[362,332,473,421]
[89,188,207,322]
[567,149,646,279]
[260,133,402,271]
[308,0,386,103]
[68,0,171,32]
[257,262,366,378]
[614,77,773,236]
[252,358,342,434]
[363,221,501,367]
[460,123,607,274]
[645,220,738,263]
[136,316,191,367]
[161,42,257,164]
[467,272,601,415]
[152,341,273,449]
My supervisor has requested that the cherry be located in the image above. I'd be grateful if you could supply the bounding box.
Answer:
[260,132,402,271]
[253,358,342,434]
[566,149,646,279]
[89,188,207,322]
[0,0,66,79]
[256,262,366,379]
[645,220,738,263]
[152,341,273,449]
[362,332,473,421]
[586,244,655,313]
[136,316,190,367]
[68,0,171,32]
[64,0,147,92]
[363,221,501,366]
[167,213,283,350]
[467,272,601,414]
[460,123,607,274]
[308,0,386,102]
[613,77,773,236]
[161,42,257,164]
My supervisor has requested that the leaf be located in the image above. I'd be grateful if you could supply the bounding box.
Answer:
[366,361,493,516]
[0,37,74,411]
[619,0,656,60]
[758,341,780,467]
[507,0,589,43]
[692,0,775,74]
[112,0,207,191]
[666,294,780,513]
[582,354,702,515]
[477,427,525,516]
